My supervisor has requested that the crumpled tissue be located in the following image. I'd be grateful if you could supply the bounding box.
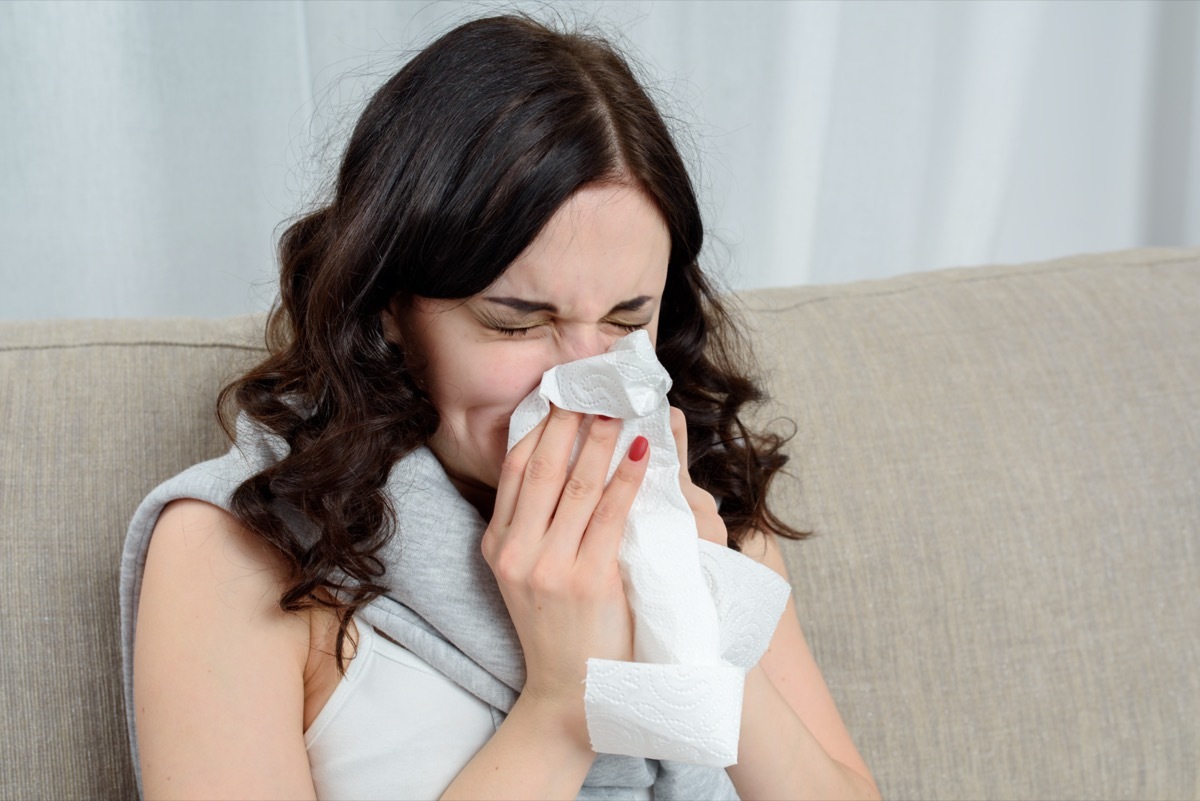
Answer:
[506,330,792,767]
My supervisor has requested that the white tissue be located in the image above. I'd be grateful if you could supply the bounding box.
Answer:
[506,330,792,767]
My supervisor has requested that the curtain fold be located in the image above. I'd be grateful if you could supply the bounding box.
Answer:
[1,0,1196,319]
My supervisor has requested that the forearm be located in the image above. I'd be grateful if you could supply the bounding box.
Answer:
[726,666,881,801]
[439,692,596,801]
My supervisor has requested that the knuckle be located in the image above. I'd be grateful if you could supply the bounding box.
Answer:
[499,451,526,482]
[480,528,497,561]
[524,453,559,484]
[590,496,622,526]
[562,474,596,502]
[490,549,526,584]
[586,416,619,445]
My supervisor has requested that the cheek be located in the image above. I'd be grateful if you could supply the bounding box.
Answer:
[433,348,549,438]
[477,350,546,407]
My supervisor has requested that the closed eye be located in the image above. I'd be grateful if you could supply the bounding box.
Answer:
[491,325,539,337]
[489,321,647,337]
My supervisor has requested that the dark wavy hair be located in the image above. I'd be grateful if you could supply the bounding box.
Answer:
[219,13,806,668]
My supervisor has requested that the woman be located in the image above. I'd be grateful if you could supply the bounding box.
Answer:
[125,13,880,801]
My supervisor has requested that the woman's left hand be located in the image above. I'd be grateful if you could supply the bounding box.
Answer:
[668,406,728,548]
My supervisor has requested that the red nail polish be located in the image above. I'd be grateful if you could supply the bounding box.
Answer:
[629,435,649,462]
[598,415,614,421]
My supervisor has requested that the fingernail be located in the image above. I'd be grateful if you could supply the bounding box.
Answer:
[598,415,614,421]
[629,435,649,462]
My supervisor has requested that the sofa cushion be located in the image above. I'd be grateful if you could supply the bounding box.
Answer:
[739,247,1199,799]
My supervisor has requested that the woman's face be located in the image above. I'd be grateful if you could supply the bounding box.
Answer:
[388,183,671,511]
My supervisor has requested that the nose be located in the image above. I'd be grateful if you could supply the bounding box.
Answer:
[559,325,613,363]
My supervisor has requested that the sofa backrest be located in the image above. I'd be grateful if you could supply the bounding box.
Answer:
[1,247,1196,799]
[736,247,1199,799]
[1,316,265,797]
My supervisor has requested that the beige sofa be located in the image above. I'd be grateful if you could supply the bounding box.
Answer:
[1,246,1196,800]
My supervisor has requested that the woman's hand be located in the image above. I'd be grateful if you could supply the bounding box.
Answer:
[481,404,650,735]
[668,406,729,547]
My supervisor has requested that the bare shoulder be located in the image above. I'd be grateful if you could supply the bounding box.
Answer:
[738,527,791,580]
[143,499,301,612]
[137,497,312,699]
[135,499,317,799]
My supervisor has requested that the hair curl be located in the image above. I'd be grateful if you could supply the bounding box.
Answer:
[219,13,807,670]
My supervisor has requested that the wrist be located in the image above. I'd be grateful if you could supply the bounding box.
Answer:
[439,685,597,800]
[511,686,594,757]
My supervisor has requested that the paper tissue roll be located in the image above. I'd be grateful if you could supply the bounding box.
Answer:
[584,658,745,765]
[506,331,791,767]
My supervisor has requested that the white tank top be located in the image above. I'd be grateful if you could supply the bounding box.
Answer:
[303,619,654,800]
[303,620,497,799]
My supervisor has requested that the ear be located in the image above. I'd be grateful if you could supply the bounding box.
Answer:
[380,295,406,345]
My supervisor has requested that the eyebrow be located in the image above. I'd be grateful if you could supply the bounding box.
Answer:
[483,295,653,315]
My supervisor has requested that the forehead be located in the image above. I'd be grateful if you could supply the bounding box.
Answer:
[484,184,670,311]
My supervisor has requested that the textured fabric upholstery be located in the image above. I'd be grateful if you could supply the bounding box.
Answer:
[1,248,1196,799]
[0,317,264,799]
[737,248,1199,799]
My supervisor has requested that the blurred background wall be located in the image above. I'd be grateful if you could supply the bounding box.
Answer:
[1,0,1197,320]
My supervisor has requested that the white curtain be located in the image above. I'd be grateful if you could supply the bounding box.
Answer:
[2,0,1197,319]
